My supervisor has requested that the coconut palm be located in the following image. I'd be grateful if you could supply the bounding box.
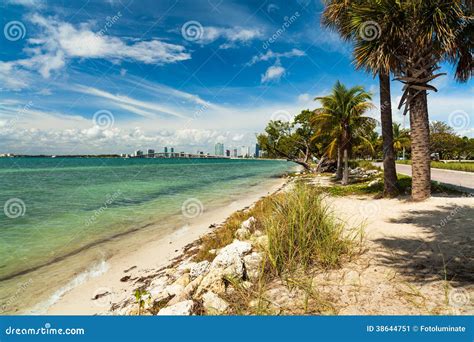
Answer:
[392,123,410,158]
[322,0,399,196]
[312,81,376,185]
[346,0,473,200]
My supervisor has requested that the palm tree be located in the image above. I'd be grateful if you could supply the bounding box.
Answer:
[392,123,410,159]
[322,0,399,197]
[312,81,376,185]
[346,0,472,201]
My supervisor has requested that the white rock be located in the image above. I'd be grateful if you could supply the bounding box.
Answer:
[177,261,195,272]
[190,261,210,279]
[164,284,185,297]
[195,240,252,296]
[366,170,379,176]
[195,268,228,296]
[241,217,257,230]
[243,252,263,281]
[202,291,229,314]
[157,300,194,315]
[368,179,380,187]
[235,227,250,240]
[148,276,170,297]
[211,240,252,270]
[167,275,203,306]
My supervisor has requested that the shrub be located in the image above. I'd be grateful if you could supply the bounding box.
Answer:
[263,182,357,274]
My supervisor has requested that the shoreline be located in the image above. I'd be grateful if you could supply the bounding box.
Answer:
[41,176,290,315]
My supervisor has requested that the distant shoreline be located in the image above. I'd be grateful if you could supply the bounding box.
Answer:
[0,155,286,161]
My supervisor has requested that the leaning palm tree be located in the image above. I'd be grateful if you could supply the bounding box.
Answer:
[346,0,473,201]
[322,0,399,197]
[312,81,376,185]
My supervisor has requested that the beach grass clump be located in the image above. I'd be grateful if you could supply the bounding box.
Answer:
[263,182,357,274]
[194,195,277,262]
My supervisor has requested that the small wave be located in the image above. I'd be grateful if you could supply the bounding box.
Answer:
[28,260,109,314]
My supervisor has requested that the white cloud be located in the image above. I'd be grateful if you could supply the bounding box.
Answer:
[123,76,221,110]
[199,26,263,48]
[74,85,187,119]
[5,0,43,7]
[1,14,191,85]
[0,62,30,91]
[261,65,285,83]
[297,93,311,103]
[31,14,190,65]
[248,49,305,66]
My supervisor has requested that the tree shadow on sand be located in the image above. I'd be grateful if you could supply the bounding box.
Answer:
[373,201,474,287]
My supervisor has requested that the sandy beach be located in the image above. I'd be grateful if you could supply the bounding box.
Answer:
[43,177,288,315]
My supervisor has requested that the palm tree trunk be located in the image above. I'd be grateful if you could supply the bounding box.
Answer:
[379,72,398,197]
[409,90,431,201]
[342,148,349,185]
[336,145,343,180]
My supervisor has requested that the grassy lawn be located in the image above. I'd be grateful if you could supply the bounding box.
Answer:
[397,160,474,173]
[319,174,462,197]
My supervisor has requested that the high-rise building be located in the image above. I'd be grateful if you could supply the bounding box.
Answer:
[255,143,260,158]
[241,146,250,158]
[164,147,168,157]
[232,148,238,158]
[214,142,224,156]
[225,149,231,157]
[170,147,175,157]
[134,150,143,157]
[147,149,155,158]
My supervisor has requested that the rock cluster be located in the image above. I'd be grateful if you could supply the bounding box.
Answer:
[121,217,265,316]
[349,167,381,179]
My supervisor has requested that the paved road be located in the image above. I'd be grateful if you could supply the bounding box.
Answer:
[374,162,474,193]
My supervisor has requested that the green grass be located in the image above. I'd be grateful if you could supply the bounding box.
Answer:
[320,174,461,197]
[262,182,359,275]
[397,160,474,173]
[194,194,276,262]
[349,160,382,171]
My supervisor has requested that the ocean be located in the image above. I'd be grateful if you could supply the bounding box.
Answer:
[0,157,293,313]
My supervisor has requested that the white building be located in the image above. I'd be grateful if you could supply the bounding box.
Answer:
[214,143,224,156]
[241,146,250,158]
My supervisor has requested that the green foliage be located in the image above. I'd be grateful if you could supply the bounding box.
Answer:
[263,182,358,274]
[430,121,474,160]
[257,110,319,168]
[134,289,150,315]
[194,195,276,262]
[397,160,474,173]
[311,81,376,159]
[323,173,461,196]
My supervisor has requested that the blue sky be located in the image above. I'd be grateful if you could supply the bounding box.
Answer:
[0,0,472,155]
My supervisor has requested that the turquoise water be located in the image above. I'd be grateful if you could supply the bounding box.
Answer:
[0,158,292,284]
